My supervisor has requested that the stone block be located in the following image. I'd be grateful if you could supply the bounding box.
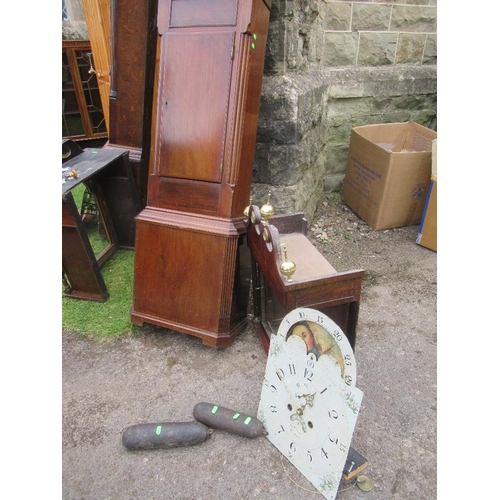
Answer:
[270,0,294,21]
[358,32,398,66]
[265,20,285,74]
[390,5,437,33]
[257,119,298,146]
[396,33,427,64]
[423,34,437,65]
[252,144,271,184]
[352,4,392,32]
[259,89,297,122]
[327,96,388,122]
[268,144,308,185]
[297,85,327,136]
[322,120,350,149]
[324,142,349,175]
[323,32,359,67]
[324,2,351,31]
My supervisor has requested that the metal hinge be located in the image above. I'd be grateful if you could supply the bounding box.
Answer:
[230,44,234,59]
[220,159,224,173]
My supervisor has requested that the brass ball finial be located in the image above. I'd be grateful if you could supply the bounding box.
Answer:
[244,196,253,217]
[260,191,275,224]
[280,244,296,282]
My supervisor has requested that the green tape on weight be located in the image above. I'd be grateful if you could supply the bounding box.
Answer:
[156,425,162,435]
[244,417,252,425]
[211,405,219,414]
[232,413,241,420]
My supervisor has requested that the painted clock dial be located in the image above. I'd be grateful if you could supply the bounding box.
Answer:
[258,308,363,500]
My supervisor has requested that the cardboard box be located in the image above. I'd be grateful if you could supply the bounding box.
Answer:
[416,139,437,251]
[342,122,437,230]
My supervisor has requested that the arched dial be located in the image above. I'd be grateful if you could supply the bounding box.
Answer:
[258,309,363,500]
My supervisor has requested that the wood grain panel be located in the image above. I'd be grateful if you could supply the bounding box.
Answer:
[157,177,221,214]
[170,0,238,27]
[81,0,111,131]
[157,32,234,183]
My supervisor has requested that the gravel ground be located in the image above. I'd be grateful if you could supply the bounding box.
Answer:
[60,196,438,499]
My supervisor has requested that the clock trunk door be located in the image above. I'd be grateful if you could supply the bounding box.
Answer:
[156,32,234,183]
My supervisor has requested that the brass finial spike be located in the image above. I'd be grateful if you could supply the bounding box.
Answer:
[260,191,275,224]
[280,244,296,282]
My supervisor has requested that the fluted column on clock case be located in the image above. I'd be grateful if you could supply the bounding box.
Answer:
[131,0,272,347]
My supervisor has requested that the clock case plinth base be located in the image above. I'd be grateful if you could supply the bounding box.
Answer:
[131,207,252,347]
[246,208,365,353]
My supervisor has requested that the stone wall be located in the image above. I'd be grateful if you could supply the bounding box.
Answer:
[252,0,437,222]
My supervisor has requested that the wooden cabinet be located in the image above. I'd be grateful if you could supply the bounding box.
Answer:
[62,41,107,141]
[106,0,158,208]
[131,0,272,347]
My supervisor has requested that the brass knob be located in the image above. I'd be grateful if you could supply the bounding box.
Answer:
[280,244,296,282]
[260,191,275,224]
[244,196,253,217]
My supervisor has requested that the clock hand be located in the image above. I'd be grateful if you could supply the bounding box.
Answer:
[290,413,307,433]
[281,384,307,430]
[281,379,303,415]
[297,392,316,409]
[290,393,317,423]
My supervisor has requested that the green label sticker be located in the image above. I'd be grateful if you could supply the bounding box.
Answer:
[232,413,241,420]
[253,33,257,40]
[211,405,219,414]
[244,417,252,425]
[251,43,256,49]
[156,425,162,435]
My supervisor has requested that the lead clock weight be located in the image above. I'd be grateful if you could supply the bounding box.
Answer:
[193,402,267,439]
[121,421,213,450]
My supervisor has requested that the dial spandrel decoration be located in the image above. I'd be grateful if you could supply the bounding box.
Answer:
[258,308,363,500]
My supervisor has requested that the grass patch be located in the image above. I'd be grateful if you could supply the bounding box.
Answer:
[62,249,139,341]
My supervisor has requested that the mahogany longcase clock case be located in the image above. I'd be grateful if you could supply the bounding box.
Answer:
[131,0,272,347]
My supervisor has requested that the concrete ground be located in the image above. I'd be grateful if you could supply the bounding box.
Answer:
[62,203,437,499]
